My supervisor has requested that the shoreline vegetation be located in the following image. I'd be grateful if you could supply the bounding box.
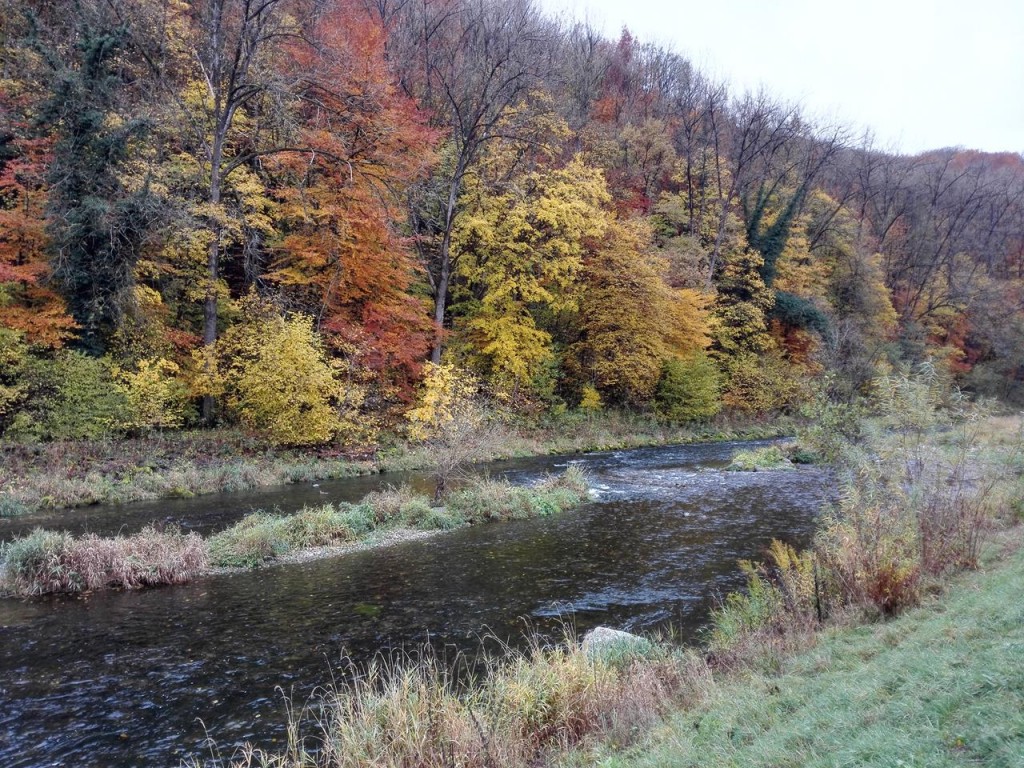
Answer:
[0,412,791,516]
[0,469,590,598]
[184,375,1024,768]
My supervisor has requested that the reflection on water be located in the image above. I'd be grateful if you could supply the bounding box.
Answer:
[0,441,832,767]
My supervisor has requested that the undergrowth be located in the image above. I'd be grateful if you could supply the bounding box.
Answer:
[188,633,708,768]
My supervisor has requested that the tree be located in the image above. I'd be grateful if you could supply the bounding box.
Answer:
[405,362,501,500]
[0,92,76,346]
[568,218,711,406]
[265,0,436,399]
[385,0,553,362]
[30,5,157,352]
[451,155,610,393]
[655,352,722,422]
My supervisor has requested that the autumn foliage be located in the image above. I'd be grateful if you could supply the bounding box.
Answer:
[0,0,1022,445]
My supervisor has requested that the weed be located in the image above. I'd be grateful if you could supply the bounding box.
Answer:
[198,632,705,768]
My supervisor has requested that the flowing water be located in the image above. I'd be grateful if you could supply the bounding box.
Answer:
[0,441,833,767]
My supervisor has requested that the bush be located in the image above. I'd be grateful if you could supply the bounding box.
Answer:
[655,353,722,423]
[723,351,806,415]
[414,506,466,530]
[5,351,129,441]
[114,357,192,433]
[204,298,366,446]
[220,632,698,768]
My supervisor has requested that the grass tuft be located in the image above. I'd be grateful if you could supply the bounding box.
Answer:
[0,526,208,596]
[726,445,793,471]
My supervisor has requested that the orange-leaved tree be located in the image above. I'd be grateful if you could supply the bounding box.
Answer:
[0,89,76,347]
[568,217,711,406]
[266,0,436,401]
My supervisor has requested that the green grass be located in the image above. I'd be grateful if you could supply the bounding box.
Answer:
[207,468,591,569]
[592,539,1024,768]
[446,466,590,522]
[727,444,794,471]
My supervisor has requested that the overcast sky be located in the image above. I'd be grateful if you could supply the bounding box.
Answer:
[537,0,1024,155]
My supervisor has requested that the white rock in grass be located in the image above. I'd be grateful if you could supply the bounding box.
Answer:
[581,626,653,659]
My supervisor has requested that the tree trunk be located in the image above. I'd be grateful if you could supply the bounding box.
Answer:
[201,135,224,424]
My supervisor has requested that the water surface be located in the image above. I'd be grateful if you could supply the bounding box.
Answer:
[0,441,832,767]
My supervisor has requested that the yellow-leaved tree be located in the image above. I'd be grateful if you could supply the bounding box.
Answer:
[451,156,611,394]
[405,362,501,500]
[568,218,712,406]
[198,298,365,446]
[114,358,191,433]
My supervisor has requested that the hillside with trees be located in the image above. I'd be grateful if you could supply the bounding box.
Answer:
[2,0,1022,447]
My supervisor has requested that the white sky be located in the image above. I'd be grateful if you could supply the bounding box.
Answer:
[538,0,1024,155]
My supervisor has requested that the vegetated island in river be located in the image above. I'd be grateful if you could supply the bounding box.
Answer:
[0,468,591,598]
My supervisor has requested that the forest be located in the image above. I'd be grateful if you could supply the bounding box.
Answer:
[2,0,1023,447]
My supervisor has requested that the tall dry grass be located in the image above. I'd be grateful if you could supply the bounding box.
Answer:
[0,526,208,596]
[193,635,709,768]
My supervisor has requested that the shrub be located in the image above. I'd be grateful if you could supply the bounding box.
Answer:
[207,504,376,568]
[578,384,603,413]
[113,357,192,433]
[796,382,866,463]
[414,506,466,530]
[285,505,360,548]
[1,529,76,595]
[655,352,722,423]
[6,351,129,441]
[204,299,366,446]
[405,363,505,500]
[396,496,436,527]
[722,351,806,415]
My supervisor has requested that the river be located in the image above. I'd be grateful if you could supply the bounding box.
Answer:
[0,440,833,767]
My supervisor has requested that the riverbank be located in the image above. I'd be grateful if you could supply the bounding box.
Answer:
[597,527,1024,768]
[189,524,1024,768]
[0,469,589,596]
[0,412,791,515]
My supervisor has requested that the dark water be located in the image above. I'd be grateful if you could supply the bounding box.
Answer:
[0,442,833,768]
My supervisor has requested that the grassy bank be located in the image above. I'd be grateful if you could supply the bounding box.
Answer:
[596,531,1024,768]
[0,412,790,515]
[0,468,589,596]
